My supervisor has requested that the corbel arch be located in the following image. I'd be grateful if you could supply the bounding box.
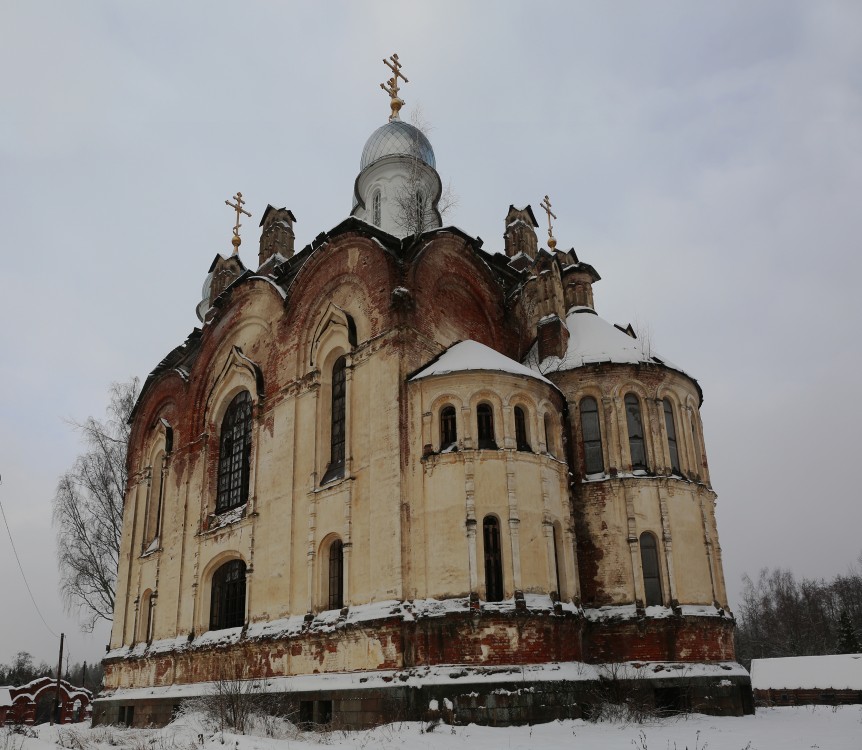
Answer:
[203,346,264,430]
[309,302,358,370]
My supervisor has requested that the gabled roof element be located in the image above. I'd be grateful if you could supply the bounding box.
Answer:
[411,340,555,387]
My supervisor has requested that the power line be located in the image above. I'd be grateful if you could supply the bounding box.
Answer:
[0,476,59,639]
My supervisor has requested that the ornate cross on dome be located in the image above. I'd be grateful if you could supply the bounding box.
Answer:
[224,192,252,255]
[380,53,409,122]
[540,194,558,250]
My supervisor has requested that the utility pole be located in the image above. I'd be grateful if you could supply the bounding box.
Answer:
[51,633,64,725]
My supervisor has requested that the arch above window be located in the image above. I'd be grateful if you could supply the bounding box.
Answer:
[216,391,253,512]
[210,559,246,631]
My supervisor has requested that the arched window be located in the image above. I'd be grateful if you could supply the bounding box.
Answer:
[476,403,496,450]
[624,393,647,471]
[440,405,457,450]
[690,411,702,478]
[210,559,246,630]
[217,391,253,512]
[514,406,530,451]
[483,516,504,602]
[544,412,555,456]
[323,356,347,483]
[138,590,154,643]
[328,539,344,610]
[144,451,165,546]
[663,399,680,475]
[372,190,381,227]
[639,532,662,607]
[579,397,604,475]
[552,522,563,598]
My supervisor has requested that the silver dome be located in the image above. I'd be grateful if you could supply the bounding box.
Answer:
[360,120,436,171]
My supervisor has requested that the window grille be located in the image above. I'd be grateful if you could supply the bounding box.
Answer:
[476,403,496,449]
[216,391,252,512]
[579,397,604,474]
[483,516,503,602]
[328,539,344,609]
[210,559,246,630]
[663,398,680,474]
[440,405,457,449]
[514,406,530,451]
[639,532,662,606]
[625,393,647,470]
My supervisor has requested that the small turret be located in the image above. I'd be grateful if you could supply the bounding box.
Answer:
[503,205,539,263]
[259,205,297,265]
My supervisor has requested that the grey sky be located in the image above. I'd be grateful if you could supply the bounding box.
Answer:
[2,1,860,667]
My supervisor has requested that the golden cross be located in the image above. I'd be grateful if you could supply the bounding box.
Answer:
[224,192,252,255]
[540,195,558,250]
[380,53,409,121]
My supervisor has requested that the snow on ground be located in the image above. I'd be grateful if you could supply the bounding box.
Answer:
[9,706,862,750]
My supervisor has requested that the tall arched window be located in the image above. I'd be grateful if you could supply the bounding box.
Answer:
[440,405,457,450]
[144,451,165,546]
[552,522,563,598]
[514,406,530,451]
[579,397,604,475]
[323,356,347,483]
[328,539,344,610]
[639,532,662,607]
[624,393,647,471]
[210,559,246,630]
[544,413,555,456]
[690,411,702,478]
[372,190,381,227]
[483,516,503,602]
[217,391,253,512]
[138,590,154,643]
[663,399,680,475]
[476,403,496,450]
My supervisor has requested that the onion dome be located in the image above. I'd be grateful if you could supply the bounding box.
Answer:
[360,120,436,171]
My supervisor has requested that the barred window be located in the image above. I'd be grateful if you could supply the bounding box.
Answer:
[476,403,496,449]
[440,405,457,449]
[579,397,604,475]
[216,391,252,512]
[483,516,503,602]
[639,533,662,607]
[328,539,344,610]
[372,190,381,227]
[322,356,347,484]
[210,559,246,630]
[514,406,530,451]
[625,393,647,470]
[663,399,680,475]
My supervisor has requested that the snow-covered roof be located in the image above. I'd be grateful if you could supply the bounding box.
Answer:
[411,340,555,387]
[0,688,11,707]
[532,307,684,375]
[751,654,862,690]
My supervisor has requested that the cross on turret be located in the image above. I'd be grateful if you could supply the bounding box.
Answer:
[540,194,558,250]
[225,192,252,255]
[380,53,409,122]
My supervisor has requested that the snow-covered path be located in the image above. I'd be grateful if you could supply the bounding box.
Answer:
[13,706,862,750]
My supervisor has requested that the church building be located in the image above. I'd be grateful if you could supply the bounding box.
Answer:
[95,56,752,726]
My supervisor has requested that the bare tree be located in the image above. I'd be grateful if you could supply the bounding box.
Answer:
[53,379,139,630]
[392,106,458,236]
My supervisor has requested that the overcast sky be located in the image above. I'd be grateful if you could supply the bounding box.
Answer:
[1,1,861,669]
